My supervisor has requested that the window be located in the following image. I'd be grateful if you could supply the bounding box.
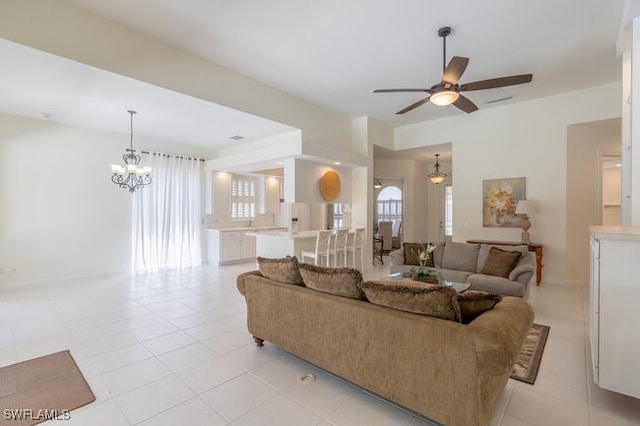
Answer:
[445,185,453,236]
[377,186,402,224]
[231,176,256,219]
[332,204,344,229]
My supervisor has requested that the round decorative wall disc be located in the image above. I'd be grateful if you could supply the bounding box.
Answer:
[319,170,341,201]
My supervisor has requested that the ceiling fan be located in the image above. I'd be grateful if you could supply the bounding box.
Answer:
[373,26,533,114]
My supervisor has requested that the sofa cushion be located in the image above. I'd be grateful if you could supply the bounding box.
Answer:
[468,274,527,298]
[403,243,433,266]
[476,244,529,273]
[481,248,521,278]
[298,263,364,299]
[431,242,446,268]
[358,280,461,322]
[457,290,502,323]
[441,242,480,272]
[256,256,303,285]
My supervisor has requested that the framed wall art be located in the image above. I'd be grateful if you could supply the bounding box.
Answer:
[482,177,526,227]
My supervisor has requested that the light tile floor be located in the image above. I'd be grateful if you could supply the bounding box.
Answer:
[1,261,640,425]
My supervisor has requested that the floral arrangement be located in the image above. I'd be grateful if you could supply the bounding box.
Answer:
[406,242,444,284]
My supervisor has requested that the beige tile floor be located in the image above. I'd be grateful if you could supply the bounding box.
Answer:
[1,260,639,425]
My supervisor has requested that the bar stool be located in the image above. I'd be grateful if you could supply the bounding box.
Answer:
[300,230,333,266]
[329,229,349,267]
[346,228,365,270]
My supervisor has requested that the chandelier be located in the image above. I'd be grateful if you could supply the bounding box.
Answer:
[110,110,152,193]
[428,154,447,184]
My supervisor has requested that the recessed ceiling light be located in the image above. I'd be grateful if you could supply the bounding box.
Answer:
[277,161,283,165]
[41,112,52,118]
[334,161,341,165]
[230,135,244,141]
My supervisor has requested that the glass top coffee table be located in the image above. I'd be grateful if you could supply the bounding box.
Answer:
[388,272,471,293]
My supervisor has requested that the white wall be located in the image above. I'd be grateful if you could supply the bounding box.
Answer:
[566,118,621,282]
[395,83,621,284]
[289,159,352,204]
[0,113,213,285]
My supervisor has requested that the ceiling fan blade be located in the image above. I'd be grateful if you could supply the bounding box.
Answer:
[442,56,469,85]
[453,95,478,113]
[374,88,432,93]
[460,74,533,92]
[396,96,431,114]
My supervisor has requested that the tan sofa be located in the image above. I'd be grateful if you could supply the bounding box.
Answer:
[389,241,535,298]
[237,270,534,426]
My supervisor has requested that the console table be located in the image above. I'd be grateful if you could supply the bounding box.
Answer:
[466,240,543,286]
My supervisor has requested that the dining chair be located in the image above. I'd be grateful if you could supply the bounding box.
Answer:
[300,230,333,266]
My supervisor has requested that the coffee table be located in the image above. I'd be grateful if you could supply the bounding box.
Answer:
[388,273,471,293]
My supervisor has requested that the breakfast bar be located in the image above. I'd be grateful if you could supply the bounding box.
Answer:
[245,230,319,260]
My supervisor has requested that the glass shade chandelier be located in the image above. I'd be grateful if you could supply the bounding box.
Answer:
[428,154,447,184]
[111,110,152,193]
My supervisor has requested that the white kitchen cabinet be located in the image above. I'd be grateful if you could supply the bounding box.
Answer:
[241,233,256,259]
[207,229,256,265]
[212,172,231,215]
[265,177,281,214]
[589,226,640,398]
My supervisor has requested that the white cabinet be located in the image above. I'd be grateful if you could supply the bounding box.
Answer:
[220,232,242,263]
[207,229,256,265]
[241,233,256,259]
[265,177,281,214]
[212,172,231,215]
[589,226,640,398]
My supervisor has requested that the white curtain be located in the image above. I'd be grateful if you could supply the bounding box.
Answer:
[132,154,203,273]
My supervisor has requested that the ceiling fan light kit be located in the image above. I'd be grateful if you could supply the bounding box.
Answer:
[374,26,533,115]
[429,90,459,106]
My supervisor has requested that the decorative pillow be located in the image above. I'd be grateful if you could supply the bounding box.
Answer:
[403,243,433,266]
[358,280,461,322]
[298,264,364,299]
[256,256,303,285]
[481,247,521,278]
[476,244,528,273]
[457,290,502,323]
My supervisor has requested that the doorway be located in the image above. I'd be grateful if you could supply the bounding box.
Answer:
[601,154,622,226]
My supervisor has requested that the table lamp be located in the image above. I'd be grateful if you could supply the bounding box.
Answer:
[515,200,534,244]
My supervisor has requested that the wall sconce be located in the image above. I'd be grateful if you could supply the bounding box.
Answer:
[374,180,383,189]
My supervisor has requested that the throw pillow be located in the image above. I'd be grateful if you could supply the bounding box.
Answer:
[481,247,521,278]
[457,290,502,323]
[298,263,364,299]
[256,256,303,285]
[358,280,461,322]
[402,243,434,266]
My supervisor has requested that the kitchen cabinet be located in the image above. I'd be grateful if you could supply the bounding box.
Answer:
[212,172,231,215]
[589,226,640,398]
[206,228,291,265]
[265,176,281,214]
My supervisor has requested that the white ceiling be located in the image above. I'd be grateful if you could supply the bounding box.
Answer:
[0,38,295,149]
[0,0,627,152]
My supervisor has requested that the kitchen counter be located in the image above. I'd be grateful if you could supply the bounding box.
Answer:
[246,230,321,259]
[207,226,287,232]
